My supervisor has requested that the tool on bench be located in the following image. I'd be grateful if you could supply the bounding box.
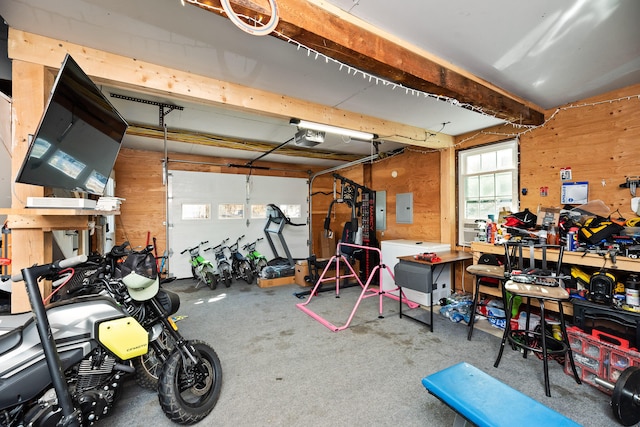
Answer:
[593,366,640,426]
[414,252,442,263]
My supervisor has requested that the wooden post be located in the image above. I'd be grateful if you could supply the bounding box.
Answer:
[440,147,455,246]
[9,61,51,313]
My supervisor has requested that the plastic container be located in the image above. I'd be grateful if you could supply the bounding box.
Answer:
[517,312,540,332]
[565,326,640,394]
[567,228,579,251]
[625,274,640,307]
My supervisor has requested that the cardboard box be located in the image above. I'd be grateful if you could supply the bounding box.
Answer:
[257,276,296,288]
[320,231,336,259]
[295,260,310,287]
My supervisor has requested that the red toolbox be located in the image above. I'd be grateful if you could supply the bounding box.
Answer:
[565,326,640,394]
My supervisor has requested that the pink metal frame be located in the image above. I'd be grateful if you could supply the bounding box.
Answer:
[296,242,418,331]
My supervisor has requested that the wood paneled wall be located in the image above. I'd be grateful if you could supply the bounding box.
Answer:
[115,83,640,269]
[456,83,640,221]
[371,149,442,242]
[113,149,166,251]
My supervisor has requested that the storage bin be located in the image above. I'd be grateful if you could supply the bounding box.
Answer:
[564,326,640,395]
[571,298,640,349]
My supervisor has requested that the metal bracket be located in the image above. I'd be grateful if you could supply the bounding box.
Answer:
[110,93,184,126]
[619,176,640,197]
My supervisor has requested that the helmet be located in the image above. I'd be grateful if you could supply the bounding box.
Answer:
[116,251,158,301]
[122,273,159,301]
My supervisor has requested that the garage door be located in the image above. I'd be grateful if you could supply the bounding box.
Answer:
[168,170,309,279]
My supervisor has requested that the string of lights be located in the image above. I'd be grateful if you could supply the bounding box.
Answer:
[181,0,639,149]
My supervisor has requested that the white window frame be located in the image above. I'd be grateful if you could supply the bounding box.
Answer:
[279,204,302,219]
[181,203,211,220]
[251,204,267,219]
[458,139,519,246]
[218,203,245,220]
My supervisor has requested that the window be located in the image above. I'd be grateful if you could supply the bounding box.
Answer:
[251,204,267,219]
[181,203,210,220]
[458,139,518,246]
[218,203,244,220]
[279,204,301,219]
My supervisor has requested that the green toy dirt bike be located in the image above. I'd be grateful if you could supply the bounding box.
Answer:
[181,241,218,289]
[242,237,269,279]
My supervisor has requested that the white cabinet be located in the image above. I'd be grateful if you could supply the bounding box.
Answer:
[380,239,451,306]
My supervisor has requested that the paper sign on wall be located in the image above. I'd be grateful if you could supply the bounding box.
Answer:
[561,181,588,204]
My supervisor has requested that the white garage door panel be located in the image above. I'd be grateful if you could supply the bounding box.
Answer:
[168,170,308,279]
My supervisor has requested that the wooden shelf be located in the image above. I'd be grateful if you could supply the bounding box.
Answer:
[0,208,120,230]
[471,242,637,270]
[0,208,120,216]
[467,241,635,318]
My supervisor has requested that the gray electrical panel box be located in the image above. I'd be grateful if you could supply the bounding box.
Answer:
[396,192,413,224]
[376,190,386,231]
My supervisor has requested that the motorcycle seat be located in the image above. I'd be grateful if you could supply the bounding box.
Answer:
[0,312,32,355]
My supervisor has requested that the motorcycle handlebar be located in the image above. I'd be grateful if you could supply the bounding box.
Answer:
[11,254,89,282]
[205,239,229,252]
[181,240,210,254]
[109,241,131,258]
[57,255,89,270]
[242,237,263,250]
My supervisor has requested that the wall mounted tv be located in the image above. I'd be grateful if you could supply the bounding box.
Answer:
[15,54,128,196]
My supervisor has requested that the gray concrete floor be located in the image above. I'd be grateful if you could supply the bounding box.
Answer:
[102,279,621,426]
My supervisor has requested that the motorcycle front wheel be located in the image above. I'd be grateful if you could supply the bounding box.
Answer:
[255,258,268,276]
[222,268,232,288]
[240,261,254,284]
[134,331,175,389]
[158,340,222,424]
[204,266,218,290]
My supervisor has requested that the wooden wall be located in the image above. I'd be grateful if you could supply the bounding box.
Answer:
[112,149,166,251]
[371,149,442,242]
[456,83,640,221]
[115,83,640,272]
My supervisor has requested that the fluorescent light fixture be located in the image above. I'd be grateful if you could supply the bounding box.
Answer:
[290,119,376,141]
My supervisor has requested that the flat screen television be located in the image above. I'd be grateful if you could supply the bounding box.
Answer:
[15,54,128,196]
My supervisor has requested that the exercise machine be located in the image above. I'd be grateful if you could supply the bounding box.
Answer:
[263,204,306,278]
[301,174,377,295]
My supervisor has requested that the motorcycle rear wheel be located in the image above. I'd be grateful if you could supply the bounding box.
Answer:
[158,340,222,424]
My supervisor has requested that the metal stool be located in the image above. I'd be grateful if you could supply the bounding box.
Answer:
[466,262,505,340]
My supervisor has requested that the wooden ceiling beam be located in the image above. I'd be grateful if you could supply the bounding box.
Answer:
[8,29,450,149]
[195,0,544,125]
[126,123,364,163]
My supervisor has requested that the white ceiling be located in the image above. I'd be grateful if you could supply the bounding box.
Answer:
[0,0,638,167]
